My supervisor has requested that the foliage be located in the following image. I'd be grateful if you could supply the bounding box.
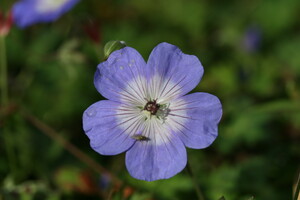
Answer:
[1,0,300,199]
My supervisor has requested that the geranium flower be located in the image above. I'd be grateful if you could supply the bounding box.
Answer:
[83,42,222,181]
[12,0,79,28]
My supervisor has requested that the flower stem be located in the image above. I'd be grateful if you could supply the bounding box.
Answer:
[0,35,8,106]
[3,126,18,178]
[0,35,17,178]
[20,108,123,187]
[186,161,205,200]
[294,171,300,200]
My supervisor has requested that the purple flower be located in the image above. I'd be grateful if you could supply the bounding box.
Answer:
[12,0,79,28]
[242,26,262,52]
[83,42,222,181]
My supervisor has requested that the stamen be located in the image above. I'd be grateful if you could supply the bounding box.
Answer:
[144,100,160,115]
[156,103,170,123]
[143,100,170,123]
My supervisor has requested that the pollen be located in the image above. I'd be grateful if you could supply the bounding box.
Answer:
[144,100,160,115]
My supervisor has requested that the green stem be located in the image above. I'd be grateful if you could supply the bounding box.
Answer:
[186,161,205,200]
[3,127,18,179]
[294,171,300,200]
[0,35,8,106]
[0,36,17,178]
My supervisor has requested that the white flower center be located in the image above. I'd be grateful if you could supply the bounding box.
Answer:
[116,75,188,145]
[36,0,70,13]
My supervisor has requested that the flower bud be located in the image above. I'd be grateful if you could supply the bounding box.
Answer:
[0,11,13,36]
[103,40,126,60]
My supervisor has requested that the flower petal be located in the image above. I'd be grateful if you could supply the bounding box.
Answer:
[125,131,187,181]
[82,100,139,155]
[146,42,204,102]
[168,93,222,149]
[13,0,79,28]
[94,47,148,105]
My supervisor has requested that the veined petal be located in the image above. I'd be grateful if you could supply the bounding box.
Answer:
[146,42,203,102]
[83,100,140,155]
[94,47,148,105]
[12,0,79,28]
[83,42,222,182]
[125,130,187,181]
[167,93,222,149]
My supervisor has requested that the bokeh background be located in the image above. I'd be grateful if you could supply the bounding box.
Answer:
[1,0,300,199]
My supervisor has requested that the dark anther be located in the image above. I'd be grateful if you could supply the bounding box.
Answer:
[144,100,160,115]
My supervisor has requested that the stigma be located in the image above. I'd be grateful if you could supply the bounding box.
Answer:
[144,100,160,115]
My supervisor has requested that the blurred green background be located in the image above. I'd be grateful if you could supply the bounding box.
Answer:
[1,0,300,199]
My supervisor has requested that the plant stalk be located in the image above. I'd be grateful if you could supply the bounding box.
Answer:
[0,35,18,178]
[294,171,300,200]
[186,161,205,200]
[0,35,8,106]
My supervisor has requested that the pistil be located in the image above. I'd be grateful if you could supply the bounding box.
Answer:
[144,100,160,115]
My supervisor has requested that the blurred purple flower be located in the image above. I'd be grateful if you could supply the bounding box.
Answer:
[12,0,79,28]
[98,173,111,189]
[242,26,262,52]
[83,42,222,181]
